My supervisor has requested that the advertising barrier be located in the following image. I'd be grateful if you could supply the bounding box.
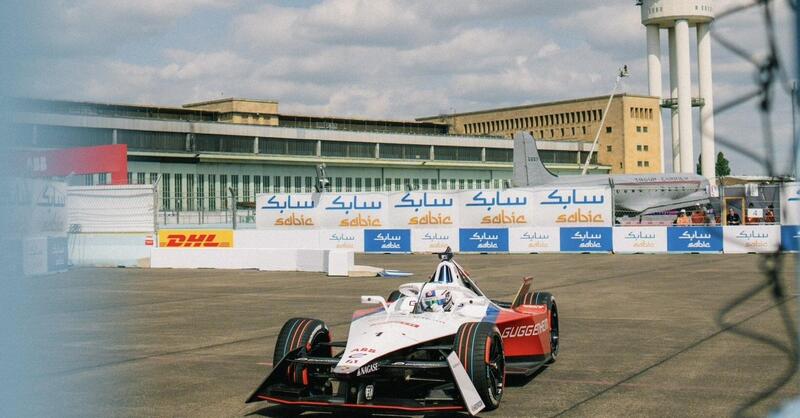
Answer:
[459,189,533,228]
[559,227,613,252]
[257,193,318,229]
[534,187,612,226]
[779,182,800,225]
[157,229,234,248]
[780,225,800,251]
[613,227,668,253]
[667,227,723,253]
[388,191,459,228]
[459,228,509,252]
[412,229,458,253]
[319,229,365,252]
[318,193,388,229]
[508,227,560,253]
[364,229,411,253]
[723,225,780,253]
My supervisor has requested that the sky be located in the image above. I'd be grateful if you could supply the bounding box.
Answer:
[11,0,799,176]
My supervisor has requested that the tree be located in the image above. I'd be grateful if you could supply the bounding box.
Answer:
[696,152,731,176]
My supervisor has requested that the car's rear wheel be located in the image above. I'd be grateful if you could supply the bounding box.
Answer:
[453,322,505,410]
[273,318,332,384]
[529,292,559,363]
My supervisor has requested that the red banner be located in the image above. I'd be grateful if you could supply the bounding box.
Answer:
[23,144,128,184]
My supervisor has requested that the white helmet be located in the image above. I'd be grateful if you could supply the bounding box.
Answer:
[421,289,452,312]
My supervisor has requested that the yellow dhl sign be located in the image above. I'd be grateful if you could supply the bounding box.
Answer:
[158,230,234,248]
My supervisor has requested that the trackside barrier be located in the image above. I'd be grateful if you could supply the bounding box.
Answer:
[218,226,791,254]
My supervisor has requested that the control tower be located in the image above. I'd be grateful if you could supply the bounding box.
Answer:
[639,0,715,178]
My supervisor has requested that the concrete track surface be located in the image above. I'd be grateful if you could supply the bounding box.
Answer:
[30,254,799,417]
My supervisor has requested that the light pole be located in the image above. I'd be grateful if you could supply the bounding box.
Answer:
[581,66,629,175]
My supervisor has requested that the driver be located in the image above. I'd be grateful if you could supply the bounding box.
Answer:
[421,289,453,312]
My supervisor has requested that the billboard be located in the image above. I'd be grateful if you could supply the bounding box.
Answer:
[667,227,723,252]
[364,229,411,253]
[256,193,318,229]
[534,187,612,226]
[459,189,534,228]
[318,229,365,252]
[318,193,387,229]
[158,229,234,248]
[559,227,613,252]
[388,191,459,228]
[780,225,800,251]
[412,229,458,253]
[780,182,800,225]
[723,226,780,253]
[612,227,668,253]
[508,227,560,253]
[459,228,509,252]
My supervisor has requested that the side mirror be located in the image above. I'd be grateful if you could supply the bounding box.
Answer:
[361,295,389,312]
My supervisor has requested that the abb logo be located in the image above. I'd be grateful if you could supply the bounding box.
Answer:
[158,230,233,248]
[164,234,222,247]
[501,319,548,339]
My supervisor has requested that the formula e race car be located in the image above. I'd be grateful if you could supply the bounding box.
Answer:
[246,248,559,415]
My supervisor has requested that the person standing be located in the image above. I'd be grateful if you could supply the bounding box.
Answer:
[727,207,741,225]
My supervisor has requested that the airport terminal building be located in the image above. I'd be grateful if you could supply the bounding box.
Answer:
[12,97,615,211]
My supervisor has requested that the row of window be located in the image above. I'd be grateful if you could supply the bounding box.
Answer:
[26,126,513,163]
[635,125,649,133]
[630,107,654,120]
[118,172,511,211]
[636,144,650,152]
[464,109,604,135]
[636,161,651,167]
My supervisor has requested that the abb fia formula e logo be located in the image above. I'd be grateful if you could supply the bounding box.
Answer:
[158,230,233,248]
[501,319,548,338]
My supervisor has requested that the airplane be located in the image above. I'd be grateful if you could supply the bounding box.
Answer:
[512,131,711,215]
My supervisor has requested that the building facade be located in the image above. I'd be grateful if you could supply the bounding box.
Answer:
[418,93,663,174]
[11,98,611,212]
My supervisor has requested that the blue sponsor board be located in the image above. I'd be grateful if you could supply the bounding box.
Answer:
[459,228,509,252]
[364,229,411,253]
[559,227,612,252]
[780,225,800,251]
[667,227,723,252]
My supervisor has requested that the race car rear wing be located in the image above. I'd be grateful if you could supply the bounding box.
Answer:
[511,277,533,309]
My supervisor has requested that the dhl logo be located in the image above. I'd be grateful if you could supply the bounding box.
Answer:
[158,230,233,248]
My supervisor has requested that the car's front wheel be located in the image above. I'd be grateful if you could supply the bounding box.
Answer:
[273,318,332,384]
[453,322,505,410]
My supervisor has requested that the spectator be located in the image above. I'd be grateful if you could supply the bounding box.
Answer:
[705,204,716,225]
[764,205,776,223]
[676,209,691,226]
[727,207,741,225]
[691,208,705,225]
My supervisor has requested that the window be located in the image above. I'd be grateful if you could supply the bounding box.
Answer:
[606,145,612,152]
[434,146,482,161]
[119,130,185,151]
[345,177,352,192]
[254,176,261,194]
[243,175,250,201]
[606,126,612,133]
[637,145,642,151]
[305,177,313,192]
[365,178,372,191]
[485,148,513,162]
[394,178,401,191]
[412,178,420,190]
[219,175,227,210]
[283,176,291,193]
[197,174,205,210]
[380,144,430,160]
[637,161,643,167]
[431,179,438,190]
[187,174,194,210]
[644,161,650,167]
[321,141,374,158]
[643,126,649,133]
[458,179,465,189]
[273,176,280,192]
[208,174,216,210]
[231,175,239,201]
[421,179,428,190]
[636,126,642,132]
[294,176,302,192]
[263,176,270,194]
[195,134,254,153]
[260,138,316,156]
[582,127,587,135]
[137,173,145,185]
[644,145,649,151]
[162,173,171,210]
[127,172,132,184]
[335,177,342,192]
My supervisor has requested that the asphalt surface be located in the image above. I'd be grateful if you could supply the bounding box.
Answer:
[29,253,799,417]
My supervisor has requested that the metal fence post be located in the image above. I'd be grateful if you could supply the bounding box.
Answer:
[153,174,161,234]
[229,187,237,230]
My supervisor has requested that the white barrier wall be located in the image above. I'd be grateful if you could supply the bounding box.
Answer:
[150,247,353,274]
[613,227,668,253]
[723,225,781,253]
[68,185,155,233]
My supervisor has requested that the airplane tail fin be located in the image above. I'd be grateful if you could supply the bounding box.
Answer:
[512,132,558,187]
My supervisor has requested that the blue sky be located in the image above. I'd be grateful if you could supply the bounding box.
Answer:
[12,0,798,176]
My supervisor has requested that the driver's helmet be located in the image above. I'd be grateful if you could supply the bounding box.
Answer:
[421,289,452,312]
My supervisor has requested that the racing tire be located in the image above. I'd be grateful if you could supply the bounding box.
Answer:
[273,318,332,384]
[387,290,402,303]
[453,322,505,411]
[528,292,559,364]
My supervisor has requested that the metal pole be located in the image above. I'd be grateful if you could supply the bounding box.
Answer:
[229,187,237,230]
[582,74,624,175]
[153,175,161,239]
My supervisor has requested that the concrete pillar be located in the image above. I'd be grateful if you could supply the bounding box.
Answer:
[646,24,664,172]
[668,27,681,172]
[253,137,259,154]
[675,19,694,173]
[112,129,118,144]
[697,23,716,180]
